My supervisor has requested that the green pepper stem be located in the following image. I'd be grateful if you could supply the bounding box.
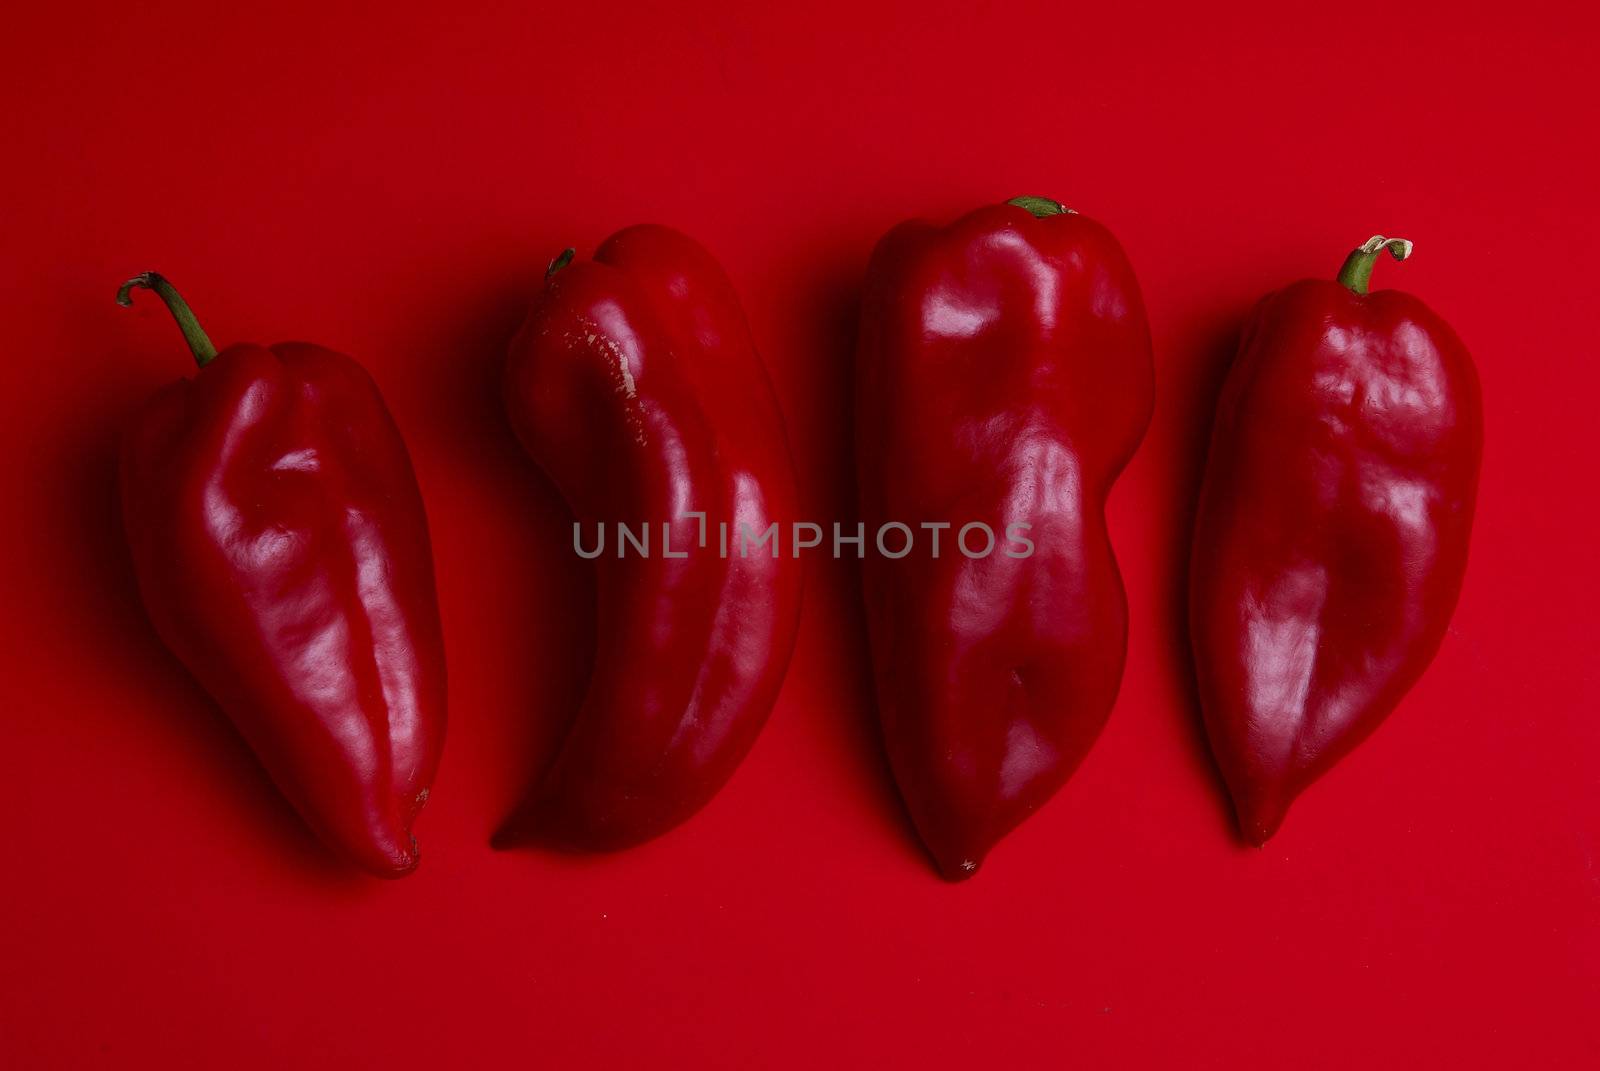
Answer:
[116,272,218,367]
[546,248,576,279]
[1006,195,1077,218]
[1336,235,1414,295]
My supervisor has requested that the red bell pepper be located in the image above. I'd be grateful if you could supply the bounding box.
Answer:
[1189,236,1482,843]
[497,225,802,850]
[855,197,1154,879]
[118,273,447,877]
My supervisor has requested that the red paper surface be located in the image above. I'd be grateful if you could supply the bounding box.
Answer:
[3,2,1596,1066]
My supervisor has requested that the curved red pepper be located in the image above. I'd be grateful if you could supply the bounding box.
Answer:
[498,225,802,850]
[855,198,1154,879]
[118,274,447,877]
[1189,237,1483,843]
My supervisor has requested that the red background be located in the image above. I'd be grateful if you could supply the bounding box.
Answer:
[3,2,1596,1066]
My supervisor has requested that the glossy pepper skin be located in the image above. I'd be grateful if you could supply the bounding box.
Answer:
[855,198,1154,879]
[498,225,801,851]
[1189,237,1482,844]
[118,274,446,877]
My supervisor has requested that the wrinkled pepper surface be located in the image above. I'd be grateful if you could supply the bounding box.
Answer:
[498,225,802,850]
[856,197,1154,879]
[119,273,447,877]
[1189,236,1482,843]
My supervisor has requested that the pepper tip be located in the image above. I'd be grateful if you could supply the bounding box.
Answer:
[1232,790,1288,847]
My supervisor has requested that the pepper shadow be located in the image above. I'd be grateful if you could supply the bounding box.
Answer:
[785,257,935,877]
[397,259,597,848]
[1161,316,1250,843]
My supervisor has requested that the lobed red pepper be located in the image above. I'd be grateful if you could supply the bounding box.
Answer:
[1189,237,1483,842]
[496,225,803,850]
[855,198,1155,878]
[119,274,447,877]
